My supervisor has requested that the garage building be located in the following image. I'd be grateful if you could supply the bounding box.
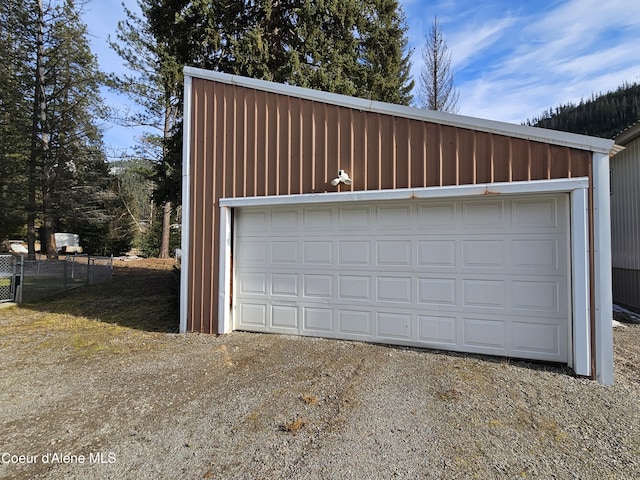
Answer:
[180,67,615,384]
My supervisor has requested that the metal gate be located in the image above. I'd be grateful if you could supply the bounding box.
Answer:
[0,255,16,303]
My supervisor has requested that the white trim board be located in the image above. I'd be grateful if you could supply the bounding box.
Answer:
[219,178,590,208]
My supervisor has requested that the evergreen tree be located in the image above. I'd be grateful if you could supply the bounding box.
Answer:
[107,0,415,257]
[527,82,640,139]
[109,0,183,258]
[418,16,459,112]
[1,0,113,255]
[357,0,414,105]
[0,1,32,240]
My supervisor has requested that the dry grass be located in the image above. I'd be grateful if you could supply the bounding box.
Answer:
[282,418,306,434]
[302,394,319,405]
[0,258,178,357]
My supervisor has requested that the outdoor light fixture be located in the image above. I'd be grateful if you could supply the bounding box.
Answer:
[331,169,352,186]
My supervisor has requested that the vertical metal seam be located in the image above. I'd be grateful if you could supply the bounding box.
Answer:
[392,119,397,189]
[455,128,460,186]
[490,133,495,183]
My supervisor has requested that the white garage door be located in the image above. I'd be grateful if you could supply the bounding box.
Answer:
[233,194,570,362]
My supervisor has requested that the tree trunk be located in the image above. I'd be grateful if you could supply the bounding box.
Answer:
[159,201,171,258]
[28,0,46,260]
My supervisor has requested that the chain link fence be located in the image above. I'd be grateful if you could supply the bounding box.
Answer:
[0,255,17,303]
[5,255,113,304]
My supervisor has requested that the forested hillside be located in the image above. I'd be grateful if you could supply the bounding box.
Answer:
[526,82,640,139]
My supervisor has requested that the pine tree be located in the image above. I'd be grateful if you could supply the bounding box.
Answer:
[527,82,640,139]
[0,1,32,240]
[1,0,112,256]
[418,16,459,112]
[108,0,183,258]
[357,0,413,105]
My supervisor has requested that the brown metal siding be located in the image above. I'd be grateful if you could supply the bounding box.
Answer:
[186,77,594,333]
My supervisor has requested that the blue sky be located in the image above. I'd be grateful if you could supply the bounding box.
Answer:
[82,0,640,158]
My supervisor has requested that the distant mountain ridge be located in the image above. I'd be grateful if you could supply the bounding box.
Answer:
[526,81,640,140]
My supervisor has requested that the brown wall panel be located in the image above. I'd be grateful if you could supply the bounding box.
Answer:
[366,115,381,190]
[458,129,475,185]
[511,138,531,182]
[529,142,549,180]
[492,136,511,183]
[475,132,493,183]
[352,111,367,191]
[425,123,441,187]
[395,118,410,189]
[186,77,596,333]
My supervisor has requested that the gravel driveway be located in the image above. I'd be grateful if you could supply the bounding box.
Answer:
[1,305,639,480]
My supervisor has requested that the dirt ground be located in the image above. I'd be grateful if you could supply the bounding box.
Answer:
[1,260,639,479]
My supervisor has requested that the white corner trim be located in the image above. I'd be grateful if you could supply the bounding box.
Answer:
[219,178,590,208]
[218,207,233,334]
[184,67,614,155]
[571,188,590,376]
[592,152,614,385]
[179,74,193,334]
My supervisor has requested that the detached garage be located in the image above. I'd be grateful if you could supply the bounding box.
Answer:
[180,67,616,384]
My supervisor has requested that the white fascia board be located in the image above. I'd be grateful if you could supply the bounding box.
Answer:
[184,67,614,155]
[592,152,614,385]
[218,207,232,334]
[219,178,590,208]
[571,188,590,376]
[179,74,192,333]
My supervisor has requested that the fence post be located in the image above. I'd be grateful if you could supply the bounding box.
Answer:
[87,255,91,285]
[16,255,23,304]
[63,260,68,291]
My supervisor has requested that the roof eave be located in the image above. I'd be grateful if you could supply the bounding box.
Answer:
[184,66,615,155]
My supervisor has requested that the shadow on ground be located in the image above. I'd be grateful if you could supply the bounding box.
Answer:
[18,260,180,332]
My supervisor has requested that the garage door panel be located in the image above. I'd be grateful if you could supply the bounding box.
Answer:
[238,303,268,327]
[418,315,457,346]
[271,273,298,296]
[462,200,505,229]
[463,279,506,308]
[303,208,334,230]
[234,194,570,363]
[463,240,505,268]
[338,206,372,230]
[376,205,412,230]
[237,240,268,265]
[303,274,333,298]
[272,241,299,263]
[303,241,333,264]
[376,312,412,341]
[303,307,334,333]
[512,238,561,270]
[418,278,457,305]
[339,240,372,265]
[237,211,268,232]
[512,280,561,312]
[512,320,565,360]
[511,198,560,229]
[338,310,372,336]
[271,210,299,231]
[376,240,412,266]
[271,305,298,330]
[417,240,456,267]
[416,203,457,230]
[338,275,371,300]
[463,317,507,350]
[376,276,412,303]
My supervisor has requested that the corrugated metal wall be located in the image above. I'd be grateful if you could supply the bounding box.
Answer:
[186,77,592,333]
[611,134,640,310]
